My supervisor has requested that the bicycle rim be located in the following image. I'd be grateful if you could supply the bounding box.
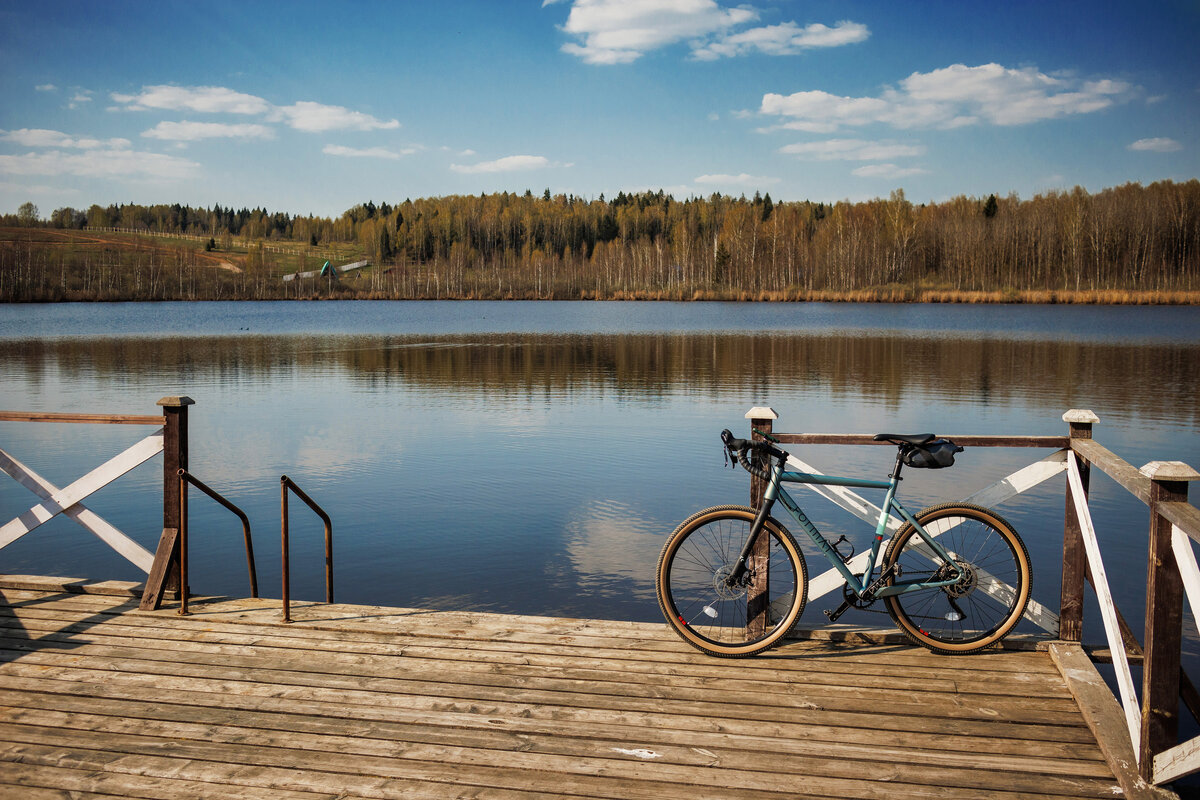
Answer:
[884,504,1030,654]
[657,506,806,657]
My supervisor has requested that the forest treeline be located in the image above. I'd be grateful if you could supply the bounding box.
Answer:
[2,179,1198,301]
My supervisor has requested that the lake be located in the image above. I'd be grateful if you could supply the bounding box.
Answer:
[1,301,1198,650]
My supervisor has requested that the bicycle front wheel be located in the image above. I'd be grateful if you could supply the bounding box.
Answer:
[656,505,807,657]
[883,503,1031,654]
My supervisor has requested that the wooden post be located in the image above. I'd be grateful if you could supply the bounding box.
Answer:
[1139,460,1199,779]
[746,406,778,640]
[140,396,194,611]
[1060,409,1097,642]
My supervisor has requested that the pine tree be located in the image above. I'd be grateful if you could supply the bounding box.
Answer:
[983,194,999,218]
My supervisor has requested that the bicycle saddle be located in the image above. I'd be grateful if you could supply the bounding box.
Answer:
[873,433,936,447]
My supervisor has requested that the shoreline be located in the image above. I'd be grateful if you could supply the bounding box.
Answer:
[5,289,1199,305]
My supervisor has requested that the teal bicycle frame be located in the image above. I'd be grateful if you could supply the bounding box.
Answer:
[733,454,963,604]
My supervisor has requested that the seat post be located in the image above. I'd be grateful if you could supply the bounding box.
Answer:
[890,447,906,482]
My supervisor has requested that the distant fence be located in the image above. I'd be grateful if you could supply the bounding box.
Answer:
[82,227,357,258]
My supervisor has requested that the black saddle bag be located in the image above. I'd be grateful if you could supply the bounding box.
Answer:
[902,439,963,469]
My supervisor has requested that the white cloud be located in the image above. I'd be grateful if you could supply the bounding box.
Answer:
[142,121,275,141]
[323,144,413,159]
[852,163,929,178]
[694,172,780,187]
[0,148,200,180]
[761,91,892,132]
[111,85,271,115]
[35,84,57,92]
[553,1,868,64]
[270,101,399,133]
[1128,137,1182,153]
[780,138,925,161]
[450,155,553,173]
[693,20,869,60]
[68,91,94,109]
[1,128,131,149]
[558,0,757,64]
[109,85,400,133]
[761,63,1133,131]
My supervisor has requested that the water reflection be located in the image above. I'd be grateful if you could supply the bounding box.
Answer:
[2,332,1196,426]
[0,320,1197,634]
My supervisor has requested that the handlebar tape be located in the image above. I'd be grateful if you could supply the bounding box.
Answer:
[720,428,787,481]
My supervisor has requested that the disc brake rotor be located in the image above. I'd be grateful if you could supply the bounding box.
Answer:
[712,564,748,600]
[942,561,978,599]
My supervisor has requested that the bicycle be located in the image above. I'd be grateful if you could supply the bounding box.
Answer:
[655,428,1031,657]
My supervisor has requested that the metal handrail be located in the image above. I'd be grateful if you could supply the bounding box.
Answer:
[176,469,258,617]
[280,475,333,623]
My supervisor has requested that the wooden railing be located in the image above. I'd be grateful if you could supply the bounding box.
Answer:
[0,400,177,590]
[0,397,196,611]
[747,406,1200,786]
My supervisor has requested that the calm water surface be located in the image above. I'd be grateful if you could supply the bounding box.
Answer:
[1,301,1198,651]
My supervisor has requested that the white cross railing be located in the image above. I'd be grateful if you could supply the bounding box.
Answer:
[0,399,194,611]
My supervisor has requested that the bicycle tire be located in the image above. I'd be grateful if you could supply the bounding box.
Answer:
[656,505,808,658]
[882,503,1031,655]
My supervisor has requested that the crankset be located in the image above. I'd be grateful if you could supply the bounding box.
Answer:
[823,566,897,623]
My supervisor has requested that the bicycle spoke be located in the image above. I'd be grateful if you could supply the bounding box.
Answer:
[884,504,1030,653]
[657,507,806,656]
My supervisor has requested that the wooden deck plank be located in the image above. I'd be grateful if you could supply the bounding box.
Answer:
[0,686,1108,774]
[0,585,1126,799]
[0,722,1119,800]
[0,586,1060,661]
[0,606,1077,697]
[0,741,600,800]
[0,707,1120,798]
[0,759,347,800]
[0,589,1066,676]
[0,670,1104,760]
[0,641,1093,737]
[0,621,1084,717]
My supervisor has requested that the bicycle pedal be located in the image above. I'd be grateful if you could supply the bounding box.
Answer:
[823,602,851,623]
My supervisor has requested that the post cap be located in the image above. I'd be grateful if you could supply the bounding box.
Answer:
[157,396,195,408]
[745,407,778,420]
[1140,461,1200,482]
[1062,409,1099,424]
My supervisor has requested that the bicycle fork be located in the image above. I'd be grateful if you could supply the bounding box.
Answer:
[725,461,784,590]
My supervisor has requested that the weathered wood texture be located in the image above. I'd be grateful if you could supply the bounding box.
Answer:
[0,411,166,425]
[1141,469,1194,779]
[747,413,774,640]
[0,584,1128,800]
[1061,415,1095,643]
[772,433,1069,448]
[139,397,192,611]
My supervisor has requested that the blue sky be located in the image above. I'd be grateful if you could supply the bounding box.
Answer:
[1,0,1196,218]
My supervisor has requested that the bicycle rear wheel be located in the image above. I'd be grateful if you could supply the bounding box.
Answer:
[883,503,1031,654]
[656,505,807,657]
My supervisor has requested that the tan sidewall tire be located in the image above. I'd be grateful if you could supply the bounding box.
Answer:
[656,505,807,658]
[883,503,1031,654]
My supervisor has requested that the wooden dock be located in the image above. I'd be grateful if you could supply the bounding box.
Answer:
[0,577,1154,800]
